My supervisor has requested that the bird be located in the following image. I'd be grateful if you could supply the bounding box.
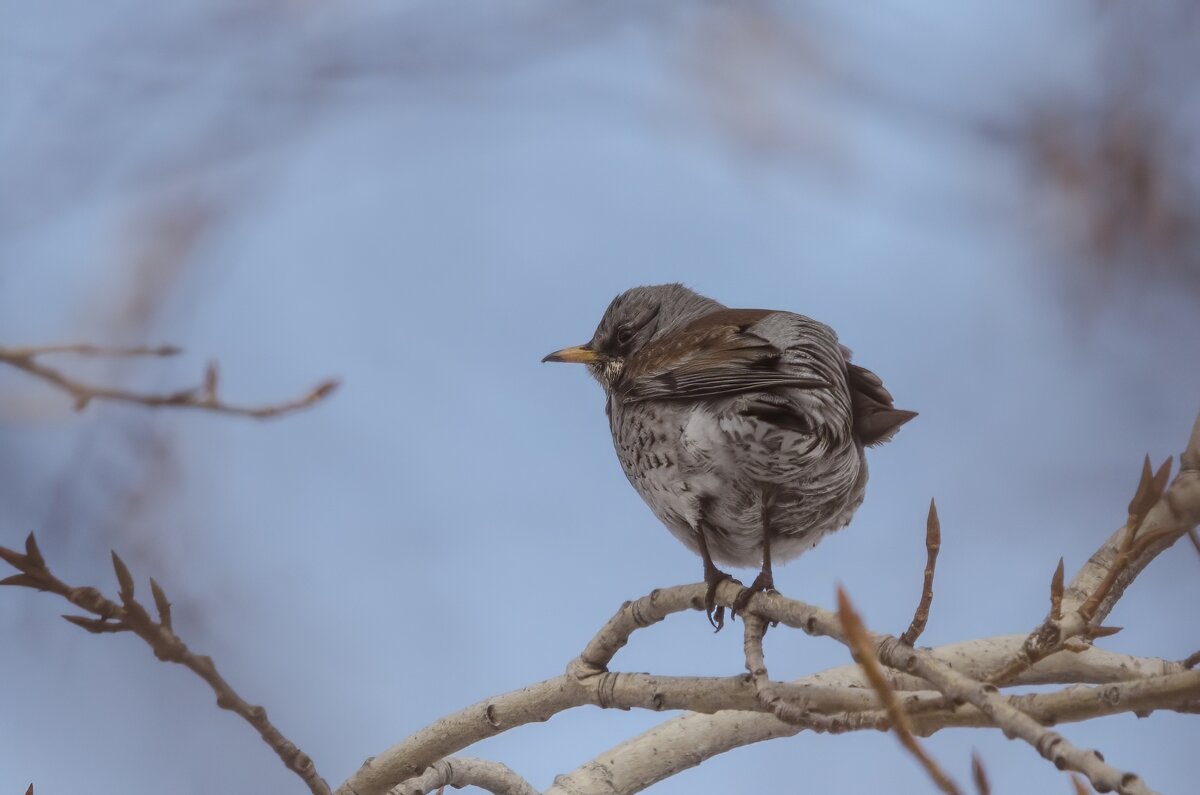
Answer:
[543,283,916,629]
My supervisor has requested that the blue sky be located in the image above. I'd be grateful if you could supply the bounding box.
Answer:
[2,2,1198,793]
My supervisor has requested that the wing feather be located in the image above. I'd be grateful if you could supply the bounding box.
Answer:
[617,311,829,403]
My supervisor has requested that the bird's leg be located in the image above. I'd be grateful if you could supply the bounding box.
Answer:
[695,527,734,632]
[732,499,777,617]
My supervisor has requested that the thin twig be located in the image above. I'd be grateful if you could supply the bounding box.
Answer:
[1078,456,1173,621]
[390,757,540,795]
[0,535,331,795]
[971,751,990,795]
[0,343,338,419]
[988,456,1174,685]
[886,640,1157,795]
[741,613,860,730]
[901,498,941,646]
[0,344,181,357]
[837,586,962,795]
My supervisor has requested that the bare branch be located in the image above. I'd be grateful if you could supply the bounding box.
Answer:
[901,498,941,646]
[349,576,1197,795]
[0,535,331,795]
[909,669,1200,733]
[742,613,871,730]
[971,751,990,795]
[1065,415,1200,619]
[391,758,540,795]
[1077,456,1173,622]
[838,586,962,795]
[989,444,1197,685]
[0,344,181,357]
[0,343,338,419]
[541,413,1200,795]
[547,665,1200,795]
[886,639,1157,795]
[7,394,1193,795]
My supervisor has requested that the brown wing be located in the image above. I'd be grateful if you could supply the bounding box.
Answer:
[617,309,829,403]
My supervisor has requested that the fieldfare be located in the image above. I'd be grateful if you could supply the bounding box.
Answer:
[544,283,915,629]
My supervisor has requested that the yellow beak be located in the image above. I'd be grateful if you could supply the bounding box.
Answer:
[542,345,598,364]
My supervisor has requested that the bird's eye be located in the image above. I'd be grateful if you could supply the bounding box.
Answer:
[615,327,635,347]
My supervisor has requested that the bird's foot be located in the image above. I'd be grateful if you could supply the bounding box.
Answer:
[731,569,777,618]
[703,569,740,632]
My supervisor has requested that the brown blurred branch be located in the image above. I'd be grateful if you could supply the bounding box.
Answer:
[0,535,332,795]
[838,585,962,795]
[0,344,338,418]
[970,752,990,795]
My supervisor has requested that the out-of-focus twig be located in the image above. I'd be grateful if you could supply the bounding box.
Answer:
[971,751,990,795]
[0,534,332,795]
[900,498,941,646]
[837,585,962,795]
[0,344,338,419]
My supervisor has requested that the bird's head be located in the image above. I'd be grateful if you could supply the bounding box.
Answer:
[542,283,721,389]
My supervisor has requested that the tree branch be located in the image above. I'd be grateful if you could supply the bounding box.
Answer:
[1065,413,1200,619]
[0,343,338,418]
[343,580,1198,795]
[390,757,540,795]
[544,413,1200,795]
[880,637,1157,795]
[8,370,1195,795]
[0,535,331,795]
[900,498,941,646]
[838,586,962,795]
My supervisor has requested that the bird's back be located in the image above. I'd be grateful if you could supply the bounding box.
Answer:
[608,306,912,567]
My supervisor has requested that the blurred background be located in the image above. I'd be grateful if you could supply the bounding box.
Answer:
[2,1,1199,793]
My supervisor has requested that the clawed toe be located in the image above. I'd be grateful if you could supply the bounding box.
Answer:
[704,571,738,632]
[731,570,776,617]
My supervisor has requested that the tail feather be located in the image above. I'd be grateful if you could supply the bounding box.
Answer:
[846,362,916,446]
